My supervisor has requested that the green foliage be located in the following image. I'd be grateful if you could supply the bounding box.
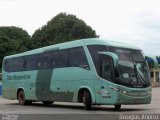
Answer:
[31,13,98,48]
[0,26,31,71]
[0,13,98,72]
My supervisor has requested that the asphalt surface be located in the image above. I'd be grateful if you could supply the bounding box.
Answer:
[0,87,160,120]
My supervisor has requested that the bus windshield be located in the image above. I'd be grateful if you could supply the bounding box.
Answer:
[110,47,150,88]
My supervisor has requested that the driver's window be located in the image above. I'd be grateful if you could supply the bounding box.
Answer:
[100,57,113,81]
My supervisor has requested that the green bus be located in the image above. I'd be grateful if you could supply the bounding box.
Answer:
[2,38,151,110]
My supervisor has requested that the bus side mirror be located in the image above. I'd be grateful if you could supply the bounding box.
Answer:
[98,52,119,68]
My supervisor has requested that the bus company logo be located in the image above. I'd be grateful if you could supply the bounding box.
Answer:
[7,74,30,80]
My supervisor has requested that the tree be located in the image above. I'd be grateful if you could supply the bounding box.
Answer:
[0,26,31,71]
[31,13,98,49]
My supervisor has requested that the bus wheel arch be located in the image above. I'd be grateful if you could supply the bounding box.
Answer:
[17,88,32,105]
[17,89,25,105]
[78,88,92,110]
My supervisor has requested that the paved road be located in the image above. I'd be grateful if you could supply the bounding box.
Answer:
[0,88,160,120]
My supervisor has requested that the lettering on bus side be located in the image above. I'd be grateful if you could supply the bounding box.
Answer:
[7,74,30,80]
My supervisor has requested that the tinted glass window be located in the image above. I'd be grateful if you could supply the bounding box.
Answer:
[52,50,68,68]
[4,47,89,72]
[15,57,26,71]
[38,53,52,69]
[6,59,12,72]
[87,45,108,74]
[101,56,113,81]
[26,54,38,70]
[5,57,25,72]
[109,47,133,62]
[3,59,8,72]
[69,47,89,69]
[132,50,144,62]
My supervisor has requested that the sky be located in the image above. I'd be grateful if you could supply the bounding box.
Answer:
[0,0,160,56]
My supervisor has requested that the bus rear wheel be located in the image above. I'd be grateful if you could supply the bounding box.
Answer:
[42,101,54,105]
[83,91,92,110]
[114,105,121,110]
[18,90,32,105]
[17,90,26,105]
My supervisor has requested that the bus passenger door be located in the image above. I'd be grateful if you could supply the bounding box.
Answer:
[98,55,116,104]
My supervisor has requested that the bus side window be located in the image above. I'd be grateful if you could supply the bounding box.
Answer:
[69,47,89,70]
[101,59,112,80]
[37,53,52,70]
[7,59,12,72]
[52,52,57,68]
[26,54,38,71]
[3,59,8,72]
[8,57,26,72]
[99,55,114,81]
[21,57,27,71]
[87,45,108,75]
[52,50,68,68]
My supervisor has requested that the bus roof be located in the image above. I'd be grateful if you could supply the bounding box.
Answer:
[83,38,140,50]
[4,38,141,59]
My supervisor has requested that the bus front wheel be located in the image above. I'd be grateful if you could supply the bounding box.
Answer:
[83,91,92,110]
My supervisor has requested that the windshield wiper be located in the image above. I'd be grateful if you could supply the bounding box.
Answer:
[133,62,145,85]
[134,62,146,86]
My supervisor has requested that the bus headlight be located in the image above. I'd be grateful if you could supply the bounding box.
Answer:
[122,91,127,94]
[109,86,119,91]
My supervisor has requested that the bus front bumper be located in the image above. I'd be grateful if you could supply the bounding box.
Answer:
[117,92,152,105]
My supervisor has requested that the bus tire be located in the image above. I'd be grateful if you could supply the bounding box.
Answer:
[42,101,54,105]
[114,104,121,110]
[17,90,26,105]
[83,91,92,110]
